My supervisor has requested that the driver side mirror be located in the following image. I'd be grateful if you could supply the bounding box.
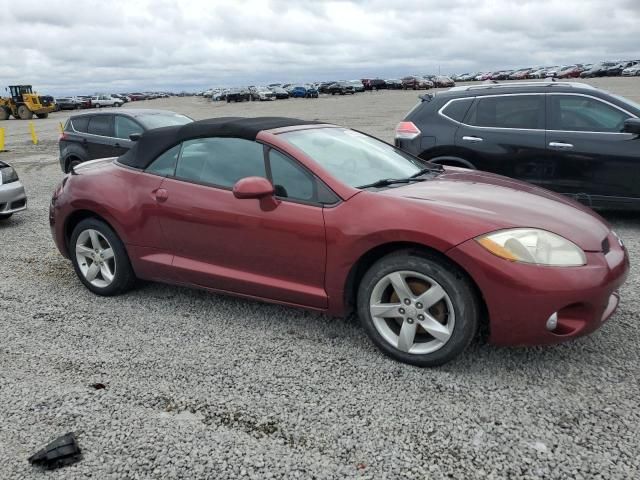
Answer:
[623,118,640,135]
[129,133,141,141]
[233,176,274,199]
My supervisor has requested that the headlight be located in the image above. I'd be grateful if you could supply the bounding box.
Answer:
[0,165,19,185]
[476,228,586,266]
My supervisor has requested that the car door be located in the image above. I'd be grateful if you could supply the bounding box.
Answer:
[545,93,639,208]
[113,115,143,156]
[86,114,117,159]
[454,93,547,181]
[156,136,329,309]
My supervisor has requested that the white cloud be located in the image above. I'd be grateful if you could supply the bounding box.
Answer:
[0,0,637,94]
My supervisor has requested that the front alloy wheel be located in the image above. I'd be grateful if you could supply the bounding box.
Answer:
[70,218,136,295]
[358,251,479,367]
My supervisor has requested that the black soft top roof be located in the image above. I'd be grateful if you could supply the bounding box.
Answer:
[118,116,321,170]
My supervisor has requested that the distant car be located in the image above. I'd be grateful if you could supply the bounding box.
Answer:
[580,62,616,78]
[432,76,455,88]
[622,63,640,76]
[55,98,80,111]
[304,84,319,98]
[401,76,430,90]
[349,81,365,92]
[49,117,630,367]
[91,95,123,108]
[508,68,532,80]
[58,109,193,173]
[606,61,637,77]
[76,96,93,109]
[226,88,251,103]
[365,79,387,90]
[395,81,640,210]
[385,79,403,89]
[289,86,308,98]
[0,161,27,220]
[128,93,147,101]
[557,65,584,79]
[250,87,276,101]
[327,82,355,95]
[270,87,290,99]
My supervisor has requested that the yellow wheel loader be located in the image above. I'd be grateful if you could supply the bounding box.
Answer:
[0,85,56,120]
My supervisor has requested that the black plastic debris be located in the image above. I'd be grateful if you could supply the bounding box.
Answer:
[28,432,82,470]
[90,383,106,390]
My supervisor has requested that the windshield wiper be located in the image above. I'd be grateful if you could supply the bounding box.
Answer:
[410,165,444,178]
[357,177,427,189]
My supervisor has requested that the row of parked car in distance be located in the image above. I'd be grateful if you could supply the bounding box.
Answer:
[453,60,640,82]
[54,92,171,110]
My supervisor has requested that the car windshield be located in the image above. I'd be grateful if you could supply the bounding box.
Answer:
[137,113,193,129]
[279,127,428,188]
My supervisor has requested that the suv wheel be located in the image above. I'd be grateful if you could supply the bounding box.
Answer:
[357,250,479,367]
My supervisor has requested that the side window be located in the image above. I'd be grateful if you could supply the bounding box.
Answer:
[549,95,631,132]
[146,144,181,177]
[441,98,474,122]
[87,115,113,137]
[71,116,89,133]
[175,137,266,188]
[114,116,143,140]
[269,149,315,202]
[467,95,543,129]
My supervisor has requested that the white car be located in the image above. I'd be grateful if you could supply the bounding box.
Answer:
[91,95,123,108]
[0,161,27,220]
[622,64,640,76]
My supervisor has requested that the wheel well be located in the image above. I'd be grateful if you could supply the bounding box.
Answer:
[64,155,82,173]
[64,210,114,251]
[427,156,476,169]
[343,242,489,337]
[419,148,478,169]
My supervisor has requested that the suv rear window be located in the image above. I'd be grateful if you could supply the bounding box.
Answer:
[71,116,90,133]
[441,98,473,122]
[88,115,113,137]
[466,95,543,129]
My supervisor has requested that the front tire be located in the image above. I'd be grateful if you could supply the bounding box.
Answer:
[17,105,33,119]
[70,218,136,296]
[357,250,480,367]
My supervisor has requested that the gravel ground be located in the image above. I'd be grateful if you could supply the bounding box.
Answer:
[0,79,639,479]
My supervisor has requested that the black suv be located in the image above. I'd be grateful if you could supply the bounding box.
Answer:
[59,109,193,173]
[396,82,640,210]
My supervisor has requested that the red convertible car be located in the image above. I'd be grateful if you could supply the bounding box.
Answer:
[50,117,629,366]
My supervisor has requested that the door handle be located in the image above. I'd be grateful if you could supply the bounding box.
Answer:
[462,136,483,142]
[549,142,574,149]
[153,188,168,202]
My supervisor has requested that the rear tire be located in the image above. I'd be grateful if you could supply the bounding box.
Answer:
[0,107,8,120]
[36,113,48,119]
[70,218,136,296]
[357,250,480,367]
[17,105,33,120]
[0,213,13,220]
[66,158,82,173]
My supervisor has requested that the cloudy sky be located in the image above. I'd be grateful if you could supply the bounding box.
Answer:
[1,0,638,94]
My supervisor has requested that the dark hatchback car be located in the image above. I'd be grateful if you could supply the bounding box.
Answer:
[327,82,356,95]
[59,109,193,173]
[395,81,640,210]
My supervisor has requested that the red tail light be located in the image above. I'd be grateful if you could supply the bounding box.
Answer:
[395,121,421,140]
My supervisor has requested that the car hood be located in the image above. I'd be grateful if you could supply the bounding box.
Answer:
[379,168,610,252]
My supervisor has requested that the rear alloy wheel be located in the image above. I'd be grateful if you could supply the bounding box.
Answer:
[357,251,479,367]
[70,218,135,296]
[17,105,33,120]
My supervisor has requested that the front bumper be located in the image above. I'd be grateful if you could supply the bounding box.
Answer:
[447,232,630,346]
[0,180,27,215]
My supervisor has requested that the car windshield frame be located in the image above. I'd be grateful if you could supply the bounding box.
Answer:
[278,127,438,189]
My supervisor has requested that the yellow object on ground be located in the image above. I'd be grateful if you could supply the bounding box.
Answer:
[0,128,4,151]
[29,121,38,145]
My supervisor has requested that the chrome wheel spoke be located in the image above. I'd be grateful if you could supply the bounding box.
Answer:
[418,314,451,342]
[100,263,114,283]
[371,303,402,318]
[85,263,100,282]
[88,230,101,250]
[102,248,114,260]
[397,320,417,352]
[388,272,412,301]
[76,245,94,259]
[415,284,446,309]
